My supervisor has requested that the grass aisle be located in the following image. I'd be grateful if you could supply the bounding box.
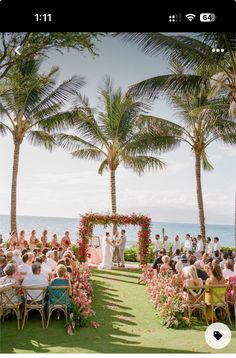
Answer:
[1,268,235,353]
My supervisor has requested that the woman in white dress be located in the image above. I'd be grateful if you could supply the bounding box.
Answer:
[98,232,114,269]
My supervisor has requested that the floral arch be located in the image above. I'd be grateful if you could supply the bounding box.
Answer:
[77,213,152,265]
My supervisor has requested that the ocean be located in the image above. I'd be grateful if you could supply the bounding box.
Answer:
[0,214,235,248]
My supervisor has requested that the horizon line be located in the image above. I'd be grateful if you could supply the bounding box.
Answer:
[0,213,233,227]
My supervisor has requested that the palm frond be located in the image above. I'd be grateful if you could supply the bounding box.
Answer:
[98,159,109,175]
[27,130,55,151]
[123,155,165,175]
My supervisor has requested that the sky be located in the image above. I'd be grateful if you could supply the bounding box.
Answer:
[0,35,235,225]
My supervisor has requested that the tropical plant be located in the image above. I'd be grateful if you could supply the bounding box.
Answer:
[117,32,236,115]
[58,77,179,218]
[0,57,84,232]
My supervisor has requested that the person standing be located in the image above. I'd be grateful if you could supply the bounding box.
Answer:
[184,234,192,252]
[195,234,204,257]
[112,231,121,266]
[98,232,114,269]
[119,229,127,267]
[213,237,221,253]
[172,235,181,254]
[206,237,214,255]
[154,234,161,253]
[163,235,169,254]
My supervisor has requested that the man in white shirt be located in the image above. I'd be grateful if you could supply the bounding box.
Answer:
[154,234,161,253]
[195,235,204,257]
[206,237,214,255]
[22,262,48,302]
[12,250,23,266]
[46,251,57,271]
[172,235,181,254]
[222,259,235,279]
[163,235,169,254]
[184,234,192,252]
[213,237,221,252]
[18,253,34,275]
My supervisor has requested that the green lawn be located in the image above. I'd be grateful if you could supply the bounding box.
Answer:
[1,268,236,353]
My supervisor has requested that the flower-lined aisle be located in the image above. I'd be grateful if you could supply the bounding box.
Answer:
[66,263,99,335]
[140,267,190,328]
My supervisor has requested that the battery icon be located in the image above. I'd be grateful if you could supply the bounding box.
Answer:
[200,13,216,22]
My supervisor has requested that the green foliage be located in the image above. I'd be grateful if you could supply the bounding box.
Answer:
[71,244,79,256]
[124,246,138,262]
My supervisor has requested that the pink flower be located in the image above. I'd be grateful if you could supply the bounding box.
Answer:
[67,325,74,336]
[90,321,100,328]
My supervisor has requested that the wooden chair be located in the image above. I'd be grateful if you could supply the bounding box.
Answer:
[21,286,47,328]
[0,284,22,329]
[184,285,208,324]
[46,286,69,328]
[205,285,232,325]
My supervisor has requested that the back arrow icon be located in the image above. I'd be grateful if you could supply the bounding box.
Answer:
[15,46,21,55]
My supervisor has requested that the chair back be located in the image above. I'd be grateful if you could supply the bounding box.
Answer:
[47,286,69,307]
[22,286,47,306]
[0,283,21,307]
[205,285,227,305]
[186,285,206,305]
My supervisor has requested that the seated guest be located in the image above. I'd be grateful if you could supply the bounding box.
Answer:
[214,250,221,264]
[184,265,203,288]
[220,252,228,270]
[0,263,20,304]
[18,252,34,275]
[194,261,208,281]
[159,255,172,274]
[35,256,52,279]
[6,251,14,263]
[205,264,225,285]
[48,264,72,303]
[46,251,57,271]
[202,253,209,265]
[53,250,59,263]
[152,250,164,270]
[13,249,23,266]
[22,263,48,302]
[222,259,235,279]
[172,249,181,262]
[170,261,184,287]
[0,256,7,278]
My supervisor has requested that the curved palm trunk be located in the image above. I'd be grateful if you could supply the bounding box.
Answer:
[195,152,206,241]
[110,169,117,234]
[10,141,21,233]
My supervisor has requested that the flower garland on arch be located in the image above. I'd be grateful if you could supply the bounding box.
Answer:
[77,212,151,265]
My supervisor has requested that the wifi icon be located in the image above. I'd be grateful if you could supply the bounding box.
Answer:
[185,13,196,21]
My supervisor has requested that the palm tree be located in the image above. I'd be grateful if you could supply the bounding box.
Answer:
[0,58,84,232]
[57,77,178,218]
[117,32,236,115]
[129,62,236,239]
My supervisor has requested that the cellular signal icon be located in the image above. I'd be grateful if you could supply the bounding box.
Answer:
[169,14,181,22]
[185,13,196,21]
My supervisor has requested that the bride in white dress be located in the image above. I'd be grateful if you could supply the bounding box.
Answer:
[98,232,113,269]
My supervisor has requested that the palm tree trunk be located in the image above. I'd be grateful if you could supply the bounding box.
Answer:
[195,152,206,241]
[10,141,21,233]
[110,169,117,234]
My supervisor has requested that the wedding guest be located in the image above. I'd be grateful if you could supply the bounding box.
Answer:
[194,261,208,281]
[35,256,52,279]
[220,252,228,269]
[61,231,71,250]
[18,252,34,275]
[18,230,26,249]
[163,236,169,254]
[213,237,221,252]
[206,264,225,285]
[119,229,127,267]
[170,261,184,287]
[191,237,197,253]
[206,237,214,255]
[41,230,48,248]
[172,248,181,262]
[154,234,161,253]
[222,259,235,279]
[195,235,204,257]
[29,230,38,250]
[184,265,203,288]
[46,251,57,271]
[184,234,192,252]
[53,250,59,263]
[13,249,23,265]
[112,231,121,266]
[214,250,221,264]
[6,251,14,263]
[159,255,172,274]
[51,234,60,249]
[22,263,48,302]
[152,250,164,270]
[172,235,181,254]
[9,231,18,250]
[0,264,20,304]
[0,256,7,278]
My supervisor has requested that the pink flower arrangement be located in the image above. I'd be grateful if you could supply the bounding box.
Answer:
[141,267,190,328]
[90,321,100,328]
[78,212,151,264]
